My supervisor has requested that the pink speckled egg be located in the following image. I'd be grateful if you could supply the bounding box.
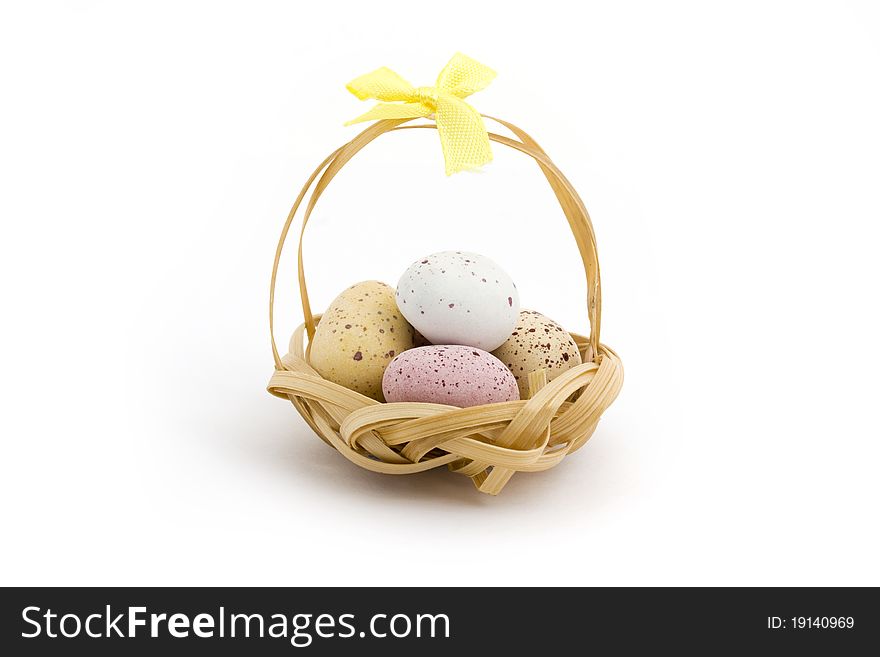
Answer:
[382,345,520,408]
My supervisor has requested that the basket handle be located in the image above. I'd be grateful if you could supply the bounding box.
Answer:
[269,116,602,370]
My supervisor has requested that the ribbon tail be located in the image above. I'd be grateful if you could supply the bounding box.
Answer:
[434,95,492,175]
[345,102,433,126]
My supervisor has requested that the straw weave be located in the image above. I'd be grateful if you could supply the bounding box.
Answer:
[267,117,623,495]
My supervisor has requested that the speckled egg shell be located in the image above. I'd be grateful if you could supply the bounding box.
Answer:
[382,345,520,408]
[396,251,520,351]
[308,281,418,401]
[491,310,583,398]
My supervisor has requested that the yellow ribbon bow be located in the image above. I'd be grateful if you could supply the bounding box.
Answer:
[345,53,496,175]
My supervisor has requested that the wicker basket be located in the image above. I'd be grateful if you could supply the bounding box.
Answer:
[267,116,623,495]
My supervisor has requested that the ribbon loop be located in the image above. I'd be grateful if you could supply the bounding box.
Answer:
[435,53,497,98]
[345,53,496,175]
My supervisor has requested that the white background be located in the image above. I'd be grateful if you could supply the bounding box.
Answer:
[2,1,879,586]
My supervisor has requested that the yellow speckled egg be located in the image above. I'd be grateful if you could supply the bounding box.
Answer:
[308,281,418,401]
[491,310,582,398]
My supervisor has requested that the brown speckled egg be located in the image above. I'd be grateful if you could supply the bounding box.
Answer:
[309,281,418,401]
[491,310,582,398]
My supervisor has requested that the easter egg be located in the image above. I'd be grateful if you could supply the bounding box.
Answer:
[491,310,583,398]
[395,251,520,351]
[382,345,520,407]
[309,281,418,401]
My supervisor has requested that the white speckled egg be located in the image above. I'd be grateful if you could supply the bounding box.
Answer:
[491,310,583,398]
[395,251,520,351]
[309,281,418,401]
[382,345,519,407]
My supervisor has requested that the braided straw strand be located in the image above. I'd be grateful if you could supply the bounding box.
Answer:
[267,117,623,495]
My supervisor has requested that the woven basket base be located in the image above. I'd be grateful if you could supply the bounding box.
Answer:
[268,319,623,495]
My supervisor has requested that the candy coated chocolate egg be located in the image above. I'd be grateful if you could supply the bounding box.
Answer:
[382,345,520,407]
[309,281,418,401]
[396,251,519,351]
[491,310,583,398]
